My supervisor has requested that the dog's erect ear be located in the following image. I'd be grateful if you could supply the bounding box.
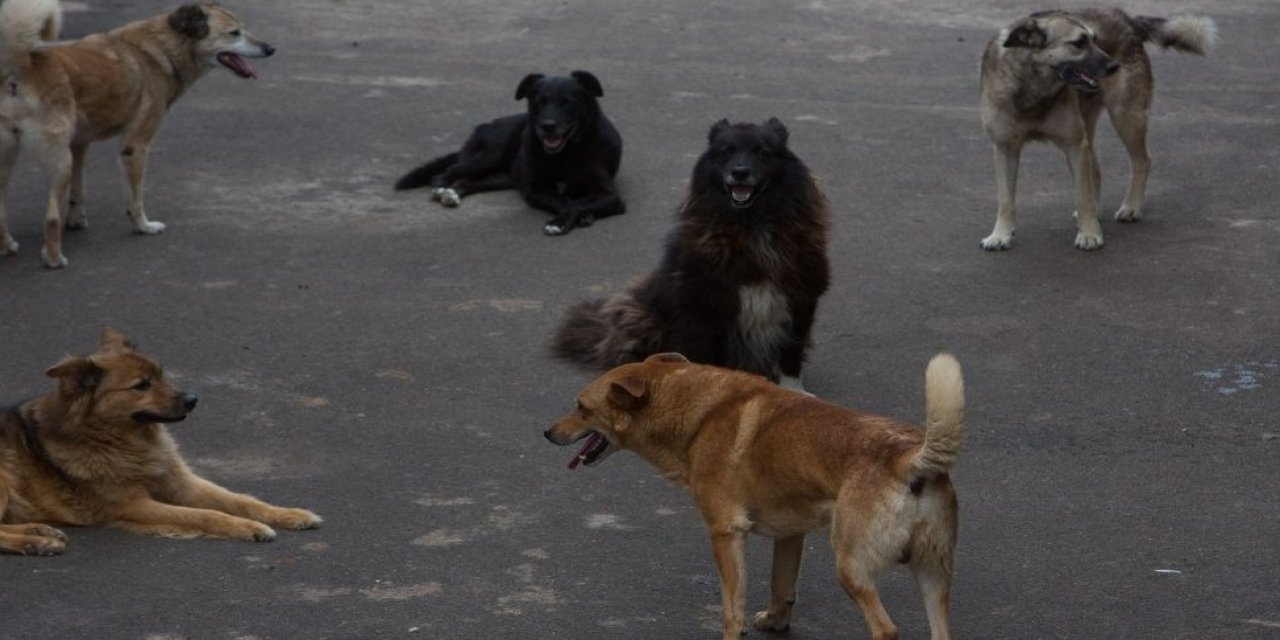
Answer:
[46,356,102,395]
[708,118,732,143]
[570,70,604,98]
[1003,19,1046,48]
[168,4,210,39]
[515,73,545,100]
[608,376,648,410]
[764,117,789,146]
[99,327,136,353]
[644,353,689,364]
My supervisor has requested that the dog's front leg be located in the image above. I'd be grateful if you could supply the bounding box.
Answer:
[523,189,576,236]
[981,142,1021,251]
[708,528,749,639]
[754,535,805,631]
[173,472,322,531]
[112,496,277,541]
[119,133,165,235]
[1063,139,1104,250]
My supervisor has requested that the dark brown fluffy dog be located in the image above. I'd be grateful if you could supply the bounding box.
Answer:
[552,118,830,393]
[546,352,965,640]
[0,329,320,556]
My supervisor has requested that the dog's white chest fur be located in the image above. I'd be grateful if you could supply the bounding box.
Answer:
[737,283,790,353]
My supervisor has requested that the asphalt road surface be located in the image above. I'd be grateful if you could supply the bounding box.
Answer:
[1,1,1276,639]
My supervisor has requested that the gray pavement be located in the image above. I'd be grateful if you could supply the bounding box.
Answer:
[1,1,1277,638]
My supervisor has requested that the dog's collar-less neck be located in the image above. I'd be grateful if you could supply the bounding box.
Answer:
[18,405,75,485]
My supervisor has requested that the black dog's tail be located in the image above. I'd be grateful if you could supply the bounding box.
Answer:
[394,152,460,191]
[552,286,661,369]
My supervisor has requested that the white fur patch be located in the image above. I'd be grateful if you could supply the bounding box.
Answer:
[737,283,790,368]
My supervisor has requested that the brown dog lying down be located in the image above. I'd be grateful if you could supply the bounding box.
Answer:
[0,329,320,556]
[546,352,965,640]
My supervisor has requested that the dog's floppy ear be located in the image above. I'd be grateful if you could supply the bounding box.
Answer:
[46,356,102,395]
[607,376,648,410]
[644,353,689,364]
[515,73,545,100]
[764,117,789,146]
[570,70,604,97]
[168,4,210,39]
[1003,19,1046,48]
[708,118,732,143]
[99,327,136,353]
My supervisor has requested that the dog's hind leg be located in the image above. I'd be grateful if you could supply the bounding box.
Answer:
[119,123,165,235]
[0,128,19,255]
[439,172,516,207]
[753,534,804,631]
[910,556,953,640]
[981,142,1022,251]
[0,492,67,555]
[1109,107,1151,222]
[64,142,88,229]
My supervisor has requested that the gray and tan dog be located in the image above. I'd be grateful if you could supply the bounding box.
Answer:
[0,0,274,268]
[979,9,1216,251]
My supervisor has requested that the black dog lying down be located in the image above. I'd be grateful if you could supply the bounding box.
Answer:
[395,70,624,236]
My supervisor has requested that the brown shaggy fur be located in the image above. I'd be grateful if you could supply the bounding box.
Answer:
[0,329,319,556]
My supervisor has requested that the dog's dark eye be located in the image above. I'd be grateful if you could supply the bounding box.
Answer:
[229,29,241,37]
[134,379,152,391]
[1071,36,1086,48]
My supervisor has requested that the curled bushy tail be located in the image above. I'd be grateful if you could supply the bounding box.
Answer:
[551,284,661,369]
[913,353,965,476]
[1133,14,1217,55]
[394,152,459,190]
[0,0,61,72]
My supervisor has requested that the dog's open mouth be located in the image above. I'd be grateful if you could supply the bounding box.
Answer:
[726,183,757,209]
[1058,66,1099,93]
[567,431,612,469]
[540,127,575,154]
[217,52,259,80]
[132,411,188,424]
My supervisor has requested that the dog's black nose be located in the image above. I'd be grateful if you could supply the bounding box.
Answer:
[543,429,555,442]
[262,43,276,57]
[730,167,751,182]
[538,121,558,134]
[181,393,198,412]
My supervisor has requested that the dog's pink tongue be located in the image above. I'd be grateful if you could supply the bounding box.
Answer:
[731,186,752,202]
[567,433,603,470]
[217,52,259,80]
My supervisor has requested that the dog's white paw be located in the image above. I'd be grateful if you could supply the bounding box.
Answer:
[438,188,460,207]
[430,187,446,202]
[40,247,68,269]
[543,222,568,236]
[1114,206,1143,222]
[0,236,17,255]
[753,610,791,632]
[780,376,813,396]
[980,232,1013,251]
[134,220,166,235]
[1074,231,1104,251]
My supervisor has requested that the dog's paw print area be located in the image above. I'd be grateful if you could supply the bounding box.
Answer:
[1194,361,1278,395]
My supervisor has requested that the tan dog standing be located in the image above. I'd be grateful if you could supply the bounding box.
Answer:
[0,0,274,268]
[979,9,1215,251]
[0,329,320,555]
[546,352,965,640]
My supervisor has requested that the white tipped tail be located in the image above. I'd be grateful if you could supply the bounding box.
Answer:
[1138,14,1217,55]
[914,353,965,476]
[0,0,61,72]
